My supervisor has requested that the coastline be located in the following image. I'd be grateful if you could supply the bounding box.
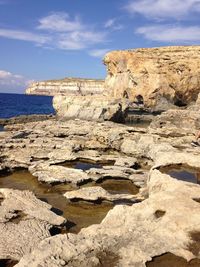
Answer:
[1,45,200,266]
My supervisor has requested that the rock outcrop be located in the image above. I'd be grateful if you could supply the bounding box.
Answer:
[52,46,200,122]
[104,46,200,110]
[0,188,66,261]
[26,78,104,96]
[53,95,129,122]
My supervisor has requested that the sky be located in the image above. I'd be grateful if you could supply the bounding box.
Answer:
[0,0,200,93]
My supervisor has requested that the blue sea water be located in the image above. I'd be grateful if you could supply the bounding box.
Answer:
[0,93,54,119]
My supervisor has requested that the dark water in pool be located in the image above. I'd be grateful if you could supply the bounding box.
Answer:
[0,93,54,118]
[0,170,113,233]
[168,170,200,184]
[161,165,200,184]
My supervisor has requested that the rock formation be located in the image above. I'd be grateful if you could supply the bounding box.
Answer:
[104,46,200,110]
[63,186,141,203]
[0,188,66,261]
[51,46,200,122]
[1,109,200,265]
[16,170,200,267]
[2,45,200,266]
[53,95,129,122]
[26,78,104,96]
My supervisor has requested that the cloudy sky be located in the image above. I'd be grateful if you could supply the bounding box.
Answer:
[0,0,200,93]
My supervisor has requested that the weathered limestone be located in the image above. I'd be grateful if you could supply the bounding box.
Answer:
[0,188,66,261]
[29,163,90,185]
[104,46,200,110]
[64,186,141,203]
[16,170,200,267]
[53,95,129,122]
[149,109,200,137]
[0,117,196,175]
[26,78,104,96]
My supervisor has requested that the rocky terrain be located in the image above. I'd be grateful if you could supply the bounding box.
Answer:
[1,45,200,266]
[26,78,104,96]
[0,105,200,266]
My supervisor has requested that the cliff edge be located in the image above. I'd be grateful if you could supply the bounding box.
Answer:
[26,77,104,96]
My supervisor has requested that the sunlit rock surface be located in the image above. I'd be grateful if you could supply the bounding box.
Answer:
[26,78,104,96]
[0,188,66,261]
[16,170,200,267]
[104,46,200,110]
[53,95,129,122]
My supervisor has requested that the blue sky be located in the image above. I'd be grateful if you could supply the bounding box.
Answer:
[0,0,200,93]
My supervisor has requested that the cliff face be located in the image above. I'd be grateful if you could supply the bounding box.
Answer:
[104,46,200,109]
[26,78,104,96]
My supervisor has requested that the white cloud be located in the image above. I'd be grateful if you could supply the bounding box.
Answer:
[38,12,83,32]
[88,49,110,58]
[125,0,200,20]
[0,28,50,44]
[104,18,123,30]
[57,31,107,50]
[136,25,200,43]
[105,19,115,28]
[0,12,107,52]
[0,70,32,92]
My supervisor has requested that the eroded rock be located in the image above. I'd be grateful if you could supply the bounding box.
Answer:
[63,186,141,203]
[53,95,129,122]
[104,46,200,110]
[0,188,66,261]
[29,163,89,185]
[16,170,200,267]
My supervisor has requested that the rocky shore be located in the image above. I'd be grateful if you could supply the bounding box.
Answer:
[1,46,200,266]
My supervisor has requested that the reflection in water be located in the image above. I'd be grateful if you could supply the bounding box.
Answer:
[0,170,112,233]
[161,165,200,185]
[61,159,115,170]
[0,169,139,233]
[62,161,104,171]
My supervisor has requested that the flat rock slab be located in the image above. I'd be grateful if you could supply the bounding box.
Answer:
[86,165,146,184]
[0,188,66,261]
[30,163,90,185]
[63,186,142,203]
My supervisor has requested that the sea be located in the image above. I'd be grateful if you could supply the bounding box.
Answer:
[0,93,54,119]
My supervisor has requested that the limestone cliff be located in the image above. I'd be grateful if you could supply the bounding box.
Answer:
[26,78,104,96]
[104,46,200,110]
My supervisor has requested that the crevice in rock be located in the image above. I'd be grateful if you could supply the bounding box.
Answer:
[0,259,18,267]
[9,211,26,224]
[193,198,200,204]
